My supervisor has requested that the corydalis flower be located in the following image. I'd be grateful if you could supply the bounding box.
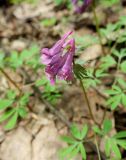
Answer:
[72,0,92,13]
[40,31,75,84]
[57,39,75,81]
[41,31,72,65]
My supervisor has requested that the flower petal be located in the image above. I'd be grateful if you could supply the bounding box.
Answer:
[57,39,75,81]
[72,0,92,13]
[50,31,73,56]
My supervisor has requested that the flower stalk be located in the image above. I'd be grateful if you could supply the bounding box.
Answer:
[80,79,99,126]
[95,135,102,160]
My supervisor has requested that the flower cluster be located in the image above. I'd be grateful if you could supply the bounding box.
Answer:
[40,0,93,84]
[72,0,92,13]
[40,31,75,84]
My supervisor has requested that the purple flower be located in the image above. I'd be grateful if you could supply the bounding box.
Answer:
[41,31,72,65]
[72,0,92,13]
[57,39,75,81]
[40,31,75,84]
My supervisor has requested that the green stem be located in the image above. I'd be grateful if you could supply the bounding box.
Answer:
[117,56,121,71]
[110,26,126,53]
[109,39,118,53]
[80,80,99,126]
[113,56,122,86]
[92,3,106,56]
[95,135,101,160]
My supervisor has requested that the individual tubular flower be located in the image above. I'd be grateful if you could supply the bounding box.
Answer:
[57,39,75,81]
[72,0,92,13]
[41,31,72,65]
[40,31,75,84]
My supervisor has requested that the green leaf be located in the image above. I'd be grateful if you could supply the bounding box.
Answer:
[111,139,121,159]
[79,143,86,160]
[105,138,111,157]
[9,51,23,69]
[0,99,13,110]
[100,55,116,70]
[0,110,15,122]
[118,33,126,43]
[10,0,37,4]
[61,136,76,144]
[106,95,122,110]
[4,111,18,130]
[119,16,126,26]
[116,140,126,149]
[6,90,16,100]
[71,124,81,140]
[83,78,97,89]
[113,131,126,139]
[20,45,39,61]
[117,78,126,88]
[103,119,112,134]
[35,77,48,86]
[19,94,29,106]
[81,125,88,139]
[20,49,30,61]
[68,145,80,159]
[120,49,126,57]
[95,70,108,78]
[121,94,126,107]
[40,18,57,27]
[111,96,122,110]
[73,64,87,80]
[100,23,118,39]
[105,85,122,95]
[94,78,101,84]
[121,61,126,73]
[105,89,120,95]
[92,125,102,135]
[45,84,56,92]
[112,86,122,92]
[75,35,99,49]
[112,49,120,58]
[54,0,63,6]
[59,144,77,159]
[18,107,28,118]
[29,45,39,55]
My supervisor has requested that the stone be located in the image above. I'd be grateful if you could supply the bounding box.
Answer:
[0,127,32,160]
[32,122,65,160]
